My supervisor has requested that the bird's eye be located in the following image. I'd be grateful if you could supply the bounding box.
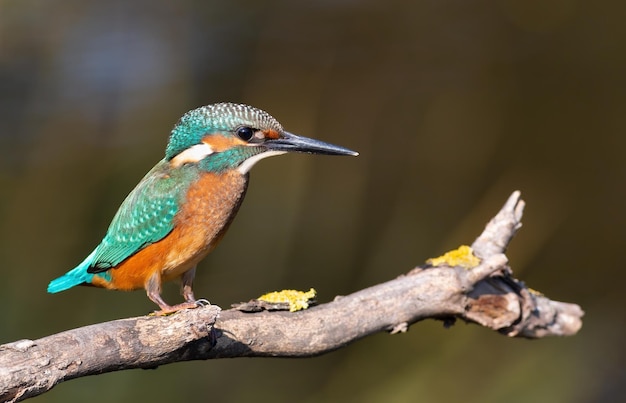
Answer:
[236,127,255,142]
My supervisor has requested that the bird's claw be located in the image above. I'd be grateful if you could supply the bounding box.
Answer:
[195,298,211,307]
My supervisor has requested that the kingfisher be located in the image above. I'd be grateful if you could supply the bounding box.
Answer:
[48,103,357,315]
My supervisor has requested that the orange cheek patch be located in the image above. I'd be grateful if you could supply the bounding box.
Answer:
[264,129,280,139]
[203,134,246,152]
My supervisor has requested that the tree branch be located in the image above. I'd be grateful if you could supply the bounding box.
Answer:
[0,191,584,402]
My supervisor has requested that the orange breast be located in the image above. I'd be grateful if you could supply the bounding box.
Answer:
[96,170,249,291]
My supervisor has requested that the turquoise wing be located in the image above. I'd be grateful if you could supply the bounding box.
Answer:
[88,162,193,273]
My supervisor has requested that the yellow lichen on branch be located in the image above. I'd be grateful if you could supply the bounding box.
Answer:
[427,245,480,269]
[258,288,317,312]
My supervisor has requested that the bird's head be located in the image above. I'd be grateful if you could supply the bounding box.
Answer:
[165,103,358,173]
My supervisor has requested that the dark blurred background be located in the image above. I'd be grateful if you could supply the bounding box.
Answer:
[1,0,623,402]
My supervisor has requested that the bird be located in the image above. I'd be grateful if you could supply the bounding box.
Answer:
[47,103,358,315]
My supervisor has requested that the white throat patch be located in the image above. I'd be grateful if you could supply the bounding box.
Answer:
[237,150,287,174]
[170,143,214,167]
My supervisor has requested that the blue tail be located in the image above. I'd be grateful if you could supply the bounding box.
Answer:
[47,250,97,293]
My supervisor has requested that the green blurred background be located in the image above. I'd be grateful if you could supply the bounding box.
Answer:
[0,0,623,402]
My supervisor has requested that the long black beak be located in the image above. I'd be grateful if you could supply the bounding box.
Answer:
[265,131,358,156]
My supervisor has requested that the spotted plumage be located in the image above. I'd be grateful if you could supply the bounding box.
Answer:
[48,103,357,315]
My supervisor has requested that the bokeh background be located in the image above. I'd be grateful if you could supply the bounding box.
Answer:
[0,1,623,402]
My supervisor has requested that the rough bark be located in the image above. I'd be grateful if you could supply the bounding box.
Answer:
[0,191,584,402]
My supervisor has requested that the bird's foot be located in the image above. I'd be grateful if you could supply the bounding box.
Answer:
[151,301,200,316]
[195,298,211,307]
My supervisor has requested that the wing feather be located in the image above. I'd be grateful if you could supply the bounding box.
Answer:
[87,162,193,273]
